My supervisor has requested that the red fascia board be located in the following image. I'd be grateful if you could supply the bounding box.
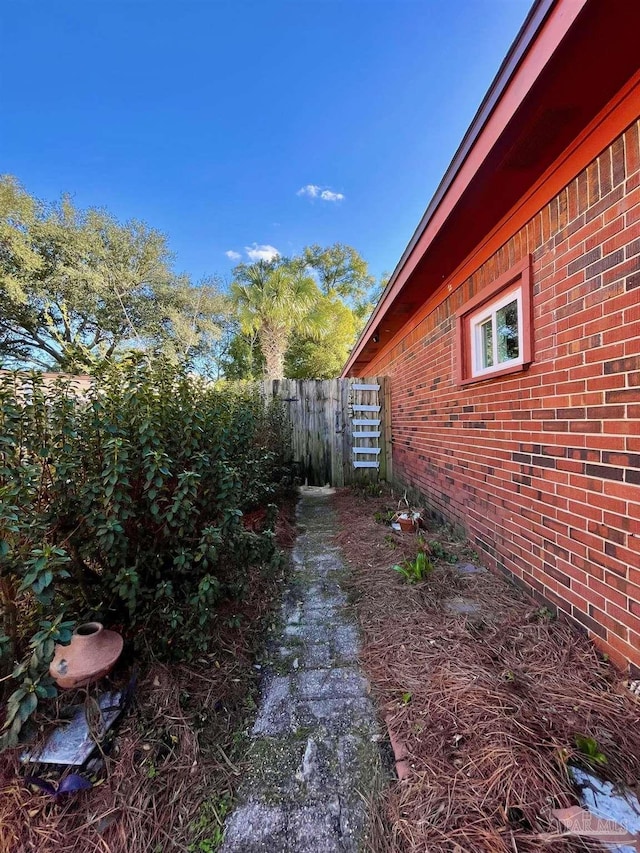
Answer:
[353,69,640,378]
[342,0,588,377]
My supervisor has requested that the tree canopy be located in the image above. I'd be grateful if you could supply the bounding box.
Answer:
[0,176,226,371]
[285,295,358,379]
[230,259,325,379]
[1,176,384,379]
[302,243,375,301]
[225,245,383,380]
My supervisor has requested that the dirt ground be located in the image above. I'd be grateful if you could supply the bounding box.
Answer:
[333,486,640,853]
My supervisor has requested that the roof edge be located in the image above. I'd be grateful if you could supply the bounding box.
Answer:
[342,0,559,375]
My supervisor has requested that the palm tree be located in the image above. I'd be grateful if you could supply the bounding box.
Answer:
[230,260,324,379]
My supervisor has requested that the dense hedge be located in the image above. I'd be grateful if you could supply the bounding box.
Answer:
[0,358,292,747]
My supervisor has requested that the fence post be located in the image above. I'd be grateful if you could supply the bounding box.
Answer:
[329,379,344,487]
[380,375,393,483]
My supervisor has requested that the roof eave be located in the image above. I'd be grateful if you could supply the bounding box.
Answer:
[342,0,573,376]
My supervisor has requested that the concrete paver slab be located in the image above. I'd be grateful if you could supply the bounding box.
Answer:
[220,492,382,852]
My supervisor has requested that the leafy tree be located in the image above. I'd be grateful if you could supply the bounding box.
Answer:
[0,175,227,371]
[353,270,390,332]
[224,293,358,381]
[219,326,265,380]
[225,249,386,380]
[285,295,358,379]
[302,243,375,301]
[298,245,386,364]
[230,259,324,379]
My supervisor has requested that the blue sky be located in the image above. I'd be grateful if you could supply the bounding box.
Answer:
[1,0,532,286]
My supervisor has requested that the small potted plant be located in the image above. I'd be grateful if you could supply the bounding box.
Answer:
[396,513,414,533]
[392,492,422,533]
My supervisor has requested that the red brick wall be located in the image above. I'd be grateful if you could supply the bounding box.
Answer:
[371,121,640,674]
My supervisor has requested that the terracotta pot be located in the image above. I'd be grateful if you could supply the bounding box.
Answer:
[50,622,123,690]
[398,515,414,533]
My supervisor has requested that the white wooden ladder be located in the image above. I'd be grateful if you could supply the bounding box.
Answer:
[350,382,381,470]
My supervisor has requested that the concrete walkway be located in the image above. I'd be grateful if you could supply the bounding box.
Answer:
[220,488,382,853]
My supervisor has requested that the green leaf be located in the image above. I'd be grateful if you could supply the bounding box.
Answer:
[18,692,38,723]
[35,683,57,699]
[3,688,28,728]
[18,568,40,591]
[41,638,55,661]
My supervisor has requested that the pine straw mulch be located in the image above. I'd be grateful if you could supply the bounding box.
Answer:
[332,487,640,853]
[0,498,298,853]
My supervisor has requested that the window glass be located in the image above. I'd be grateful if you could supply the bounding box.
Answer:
[470,289,522,376]
[496,299,519,363]
[480,319,493,368]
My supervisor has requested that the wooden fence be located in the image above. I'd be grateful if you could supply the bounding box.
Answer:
[259,377,391,487]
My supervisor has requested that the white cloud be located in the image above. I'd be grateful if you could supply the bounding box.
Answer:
[298,184,321,198]
[245,243,280,262]
[225,250,242,261]
[297,184,344,202]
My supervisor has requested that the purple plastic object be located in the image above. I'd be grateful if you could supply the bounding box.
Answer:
[26,773,92,799]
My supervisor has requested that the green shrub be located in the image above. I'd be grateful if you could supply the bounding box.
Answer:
[0,358,292,748]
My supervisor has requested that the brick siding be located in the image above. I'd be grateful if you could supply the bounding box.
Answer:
[370,121,640,673]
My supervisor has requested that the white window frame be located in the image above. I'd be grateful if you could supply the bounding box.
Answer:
[469,285,524,378]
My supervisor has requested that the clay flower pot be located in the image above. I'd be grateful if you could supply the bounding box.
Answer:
[397,514,414,533]
[50,622,123,690]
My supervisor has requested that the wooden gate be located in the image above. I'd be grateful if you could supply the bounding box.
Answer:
[259,377,391,487]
